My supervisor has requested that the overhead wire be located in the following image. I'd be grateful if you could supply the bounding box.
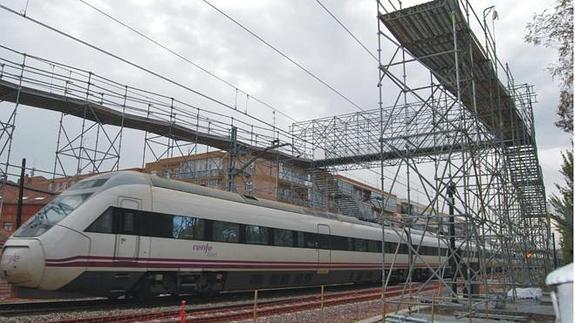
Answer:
[198,0,427,194]
[200,0,367,112]
[77,0,298,124]
[314,0,379,62]
[0,3,299,146]
[0,2,421,194]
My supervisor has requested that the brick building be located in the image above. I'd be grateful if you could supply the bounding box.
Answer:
[0,179,55,235]
[143,151,311,205]
[142,151,400,223]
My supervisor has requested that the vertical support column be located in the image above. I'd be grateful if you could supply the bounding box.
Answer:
[376,2,387,321]
[447,182,458,300]
[0,54,26,220]
[227,126,238,192]
[15,158,25,229]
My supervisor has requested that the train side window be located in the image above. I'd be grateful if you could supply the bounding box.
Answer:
[119,209,139,235]
[317,234,329,249]
[245,225,269,245]
[354,238,367,252]
[86,207,115,233]
[347,237,354,251]
[70,178,108,190]
[274,229,294,247]
[367,240,379,253]
[303,232,317,248]
[213,221,240,243]
[331,236,347,251]
[385,242,396,253]
[295,232,305,248]
[204,220,213,241]
[143,212,173,238]
[173,216,205,241]
[399,243,409,254]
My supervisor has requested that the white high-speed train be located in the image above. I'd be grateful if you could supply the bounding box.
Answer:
[1,171,474,299]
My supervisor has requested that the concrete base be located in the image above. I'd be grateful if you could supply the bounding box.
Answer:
[359,299,555,323]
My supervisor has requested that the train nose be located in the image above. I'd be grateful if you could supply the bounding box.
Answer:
[1,239,45,288]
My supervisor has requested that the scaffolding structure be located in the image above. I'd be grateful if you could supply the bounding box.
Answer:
[292,0,550,316]
[0,44,308,190]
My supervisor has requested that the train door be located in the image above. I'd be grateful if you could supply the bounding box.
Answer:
[317,224,331,274]
[114,197,141,264]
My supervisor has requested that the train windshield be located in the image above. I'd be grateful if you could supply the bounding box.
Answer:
[14,193,92,237]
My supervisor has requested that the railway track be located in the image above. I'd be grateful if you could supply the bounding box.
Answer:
[184,283,439,323]
[0,293,258,316]
[48,283,439,323]
[0,282,375,317]
[0,298,143,316]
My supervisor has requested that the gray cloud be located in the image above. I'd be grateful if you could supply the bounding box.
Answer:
[0,0,570,201]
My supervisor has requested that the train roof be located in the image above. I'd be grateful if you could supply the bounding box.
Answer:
[80,171,446,243]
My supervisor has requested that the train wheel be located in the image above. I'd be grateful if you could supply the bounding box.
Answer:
[129,276,154,302]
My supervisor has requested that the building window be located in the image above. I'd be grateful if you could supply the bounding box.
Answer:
[3,222,13,232]
[245,179,255,194]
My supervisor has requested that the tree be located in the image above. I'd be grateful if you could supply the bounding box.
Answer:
[549,151,573,264]
[525,0,573,133]
[526,0,573,266]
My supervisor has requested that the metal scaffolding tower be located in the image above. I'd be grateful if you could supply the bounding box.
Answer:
[292,0,550,315]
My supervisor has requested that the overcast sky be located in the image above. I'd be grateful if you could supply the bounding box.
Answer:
[0,0,571,201]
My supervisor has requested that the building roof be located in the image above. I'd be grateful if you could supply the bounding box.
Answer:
[0,181,56,205]
[144,151,226,168]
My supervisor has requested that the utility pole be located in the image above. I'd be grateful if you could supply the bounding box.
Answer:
[552,232,558,269]
[15,158,26,229]
[227,127,238,192]
[227,126,289,194]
